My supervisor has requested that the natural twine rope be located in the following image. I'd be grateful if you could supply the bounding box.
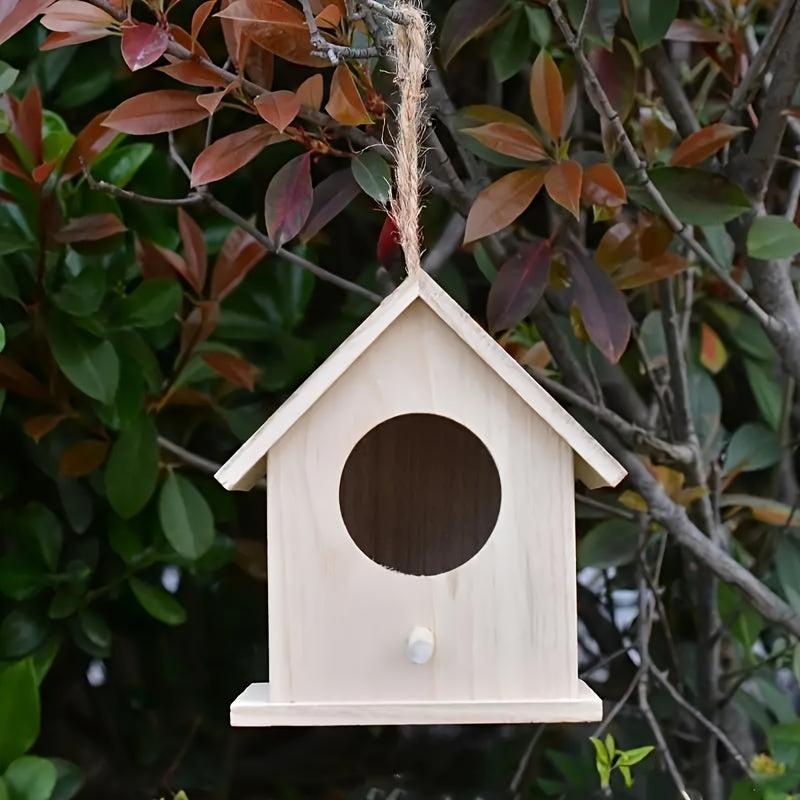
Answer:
[389,3,428,276]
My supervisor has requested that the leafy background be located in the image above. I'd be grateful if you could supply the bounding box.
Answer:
[3,0,800,799]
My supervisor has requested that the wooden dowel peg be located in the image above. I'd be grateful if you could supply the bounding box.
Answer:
[407,626,434,664]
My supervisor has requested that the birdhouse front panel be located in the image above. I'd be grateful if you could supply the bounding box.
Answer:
[265,299,580,705]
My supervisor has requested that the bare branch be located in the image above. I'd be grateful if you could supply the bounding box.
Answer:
[649,666,755,779]
[641,45,699,138]
[722,0,799,125]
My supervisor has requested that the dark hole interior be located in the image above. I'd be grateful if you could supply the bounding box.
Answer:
[338,413,502,575]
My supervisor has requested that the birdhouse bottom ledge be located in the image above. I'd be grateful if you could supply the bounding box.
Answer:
[230,682,603,726]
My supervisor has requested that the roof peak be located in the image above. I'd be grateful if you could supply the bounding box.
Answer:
[215,271,625,492]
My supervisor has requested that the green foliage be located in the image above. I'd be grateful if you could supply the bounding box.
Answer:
[590,734,654,791]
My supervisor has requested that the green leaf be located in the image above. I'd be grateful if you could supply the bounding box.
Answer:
[724,423,782,474]
[634,167,749,225]
[350,151,391,205]
[687,364,721,449]
[0,62,20,94]
[0,778,7,800]
[49,760,83,800]
[4,757,56,800]
[8,504,63,572]
[744,359,782,432]
[0,659,40,769]
[129,578,187,626]
[616,745,654,766]
[578,519,639,569]
[440,0,508,66]
[525,7,552,47]
[158,472,215,560]
[117,280,182,328]
[625,0,678,50]
[108,517,144,564]
[618,764,633,788]
[0,324,4,353]
[0,610,49,660]
[747,215,800,260]
[46,315,119,405]
[490,8,531,82]
[51,263,106,318]
[776,536,800,613]
[590,736,610,767]
[104,415,159,519]
[91,143,153,188]
[75,609,110,654]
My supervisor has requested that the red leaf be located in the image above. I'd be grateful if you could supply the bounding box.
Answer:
[581,163,626,209]
[669,123,747,167]
[0,356,48,401]
[190,124,285,186]
[296,73,323,110]
[462,122,546,161]
[136,238,187,281]
[300,168,360,242]
[191,0,217,42]
[103,90,209,135]
[590,39,636,123]
[377,215,401,268]
[62,111,118,179]
[211,227,267,300]
[464,168,546,243]
[14,85,43,165]
[612,252,689,290]
[325,64,371,126]
[40,29,110,49]
[530,49,564,142]
[666,19,725,42]
[699,323,727,373]
[255,90,301,133]
[0,0,53,46]
[121,22,169,71]
[216,0,329,67]
[53,213,126,243]
[439,0,506,66]
[563,235,632,362]
[177,208,207,294]
[487,238,551,334]
[202,351,258,391]
[40,0,115,33]
[544,160,582,219]
[0,139,28,181]
[59,439,110,477]
[179,300,219,360]
[24,413,70,443]
[264,152,313,248]
[158,59,228,88]
[32,159,58,185]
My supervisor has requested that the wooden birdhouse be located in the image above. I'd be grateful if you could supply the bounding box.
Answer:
[215,270,625,726]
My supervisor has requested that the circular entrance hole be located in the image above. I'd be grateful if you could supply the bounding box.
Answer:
[339,414,501,576]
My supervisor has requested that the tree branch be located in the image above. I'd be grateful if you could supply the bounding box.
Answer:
[548,0,772,332]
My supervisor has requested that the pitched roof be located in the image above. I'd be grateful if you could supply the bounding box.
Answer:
[215,271,626,491]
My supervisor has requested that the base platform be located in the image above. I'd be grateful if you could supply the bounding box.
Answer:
[230,681,602,726]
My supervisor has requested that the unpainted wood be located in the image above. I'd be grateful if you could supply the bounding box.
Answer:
[268,300,580,704]
[215,273,626,492]
[230,681,603,726]
[339,413,501,575]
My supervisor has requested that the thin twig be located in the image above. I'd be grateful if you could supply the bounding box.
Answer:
[649,666,755,779]
[86,172,383,304]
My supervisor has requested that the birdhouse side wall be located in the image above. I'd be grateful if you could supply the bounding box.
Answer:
[266,301,579,704]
